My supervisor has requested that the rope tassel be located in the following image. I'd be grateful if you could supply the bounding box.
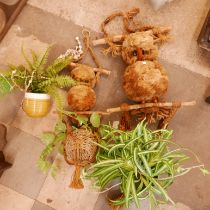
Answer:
[70,165,84,189]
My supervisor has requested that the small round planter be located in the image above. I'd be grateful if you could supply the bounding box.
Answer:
[22,92,51,118]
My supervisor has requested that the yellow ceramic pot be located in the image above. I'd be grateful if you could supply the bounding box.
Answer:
[22,92,51,118]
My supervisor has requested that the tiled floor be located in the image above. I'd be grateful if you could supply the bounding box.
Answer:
[0,0,210,210]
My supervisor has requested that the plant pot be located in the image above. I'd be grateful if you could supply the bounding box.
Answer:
[22,92,51,118]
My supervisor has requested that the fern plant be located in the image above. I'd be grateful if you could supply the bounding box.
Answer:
[0,46,77,109]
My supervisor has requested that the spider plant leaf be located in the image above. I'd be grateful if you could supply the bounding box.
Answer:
[100,169,119,188]
[89,160,123,169]
[133,148,146,174]
[137,178,144,192]
[139,154,152,176]
[138,150,159,155]
[92,163,124,177]
[143,124,149,142]
[90,141,109,151]
[153,164,168,177]
[108,144,125,156]
[131,176,140,208]
[148,176,174,204]
[123,137,139,149]
[151,186,162,195]
[149,191,153,210]
[125,171,133,208]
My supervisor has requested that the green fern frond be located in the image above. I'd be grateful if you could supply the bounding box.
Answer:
[37,143,54,171]
[53,75,77,88]
[47,86,65,110]
[30,49,38,63]
[34,45,53,73]
[46,56,71,76]
[0,75,13,97]
[8,64,30,74]
[38,75,76,90]
[21,46,33,71]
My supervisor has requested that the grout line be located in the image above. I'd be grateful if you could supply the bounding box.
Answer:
[31,199,56,210]
[0,183,35,201]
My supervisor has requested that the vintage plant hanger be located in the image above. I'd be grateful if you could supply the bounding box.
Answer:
[38,31,110,189]
[92,8,194,129]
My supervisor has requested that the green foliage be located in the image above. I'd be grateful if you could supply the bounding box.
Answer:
[58,109,89,126]
[85,121,208,209]
[55,121,66,134]
[0,46,76,110]
[0,74,13,97]
[90,112,101,128]
[46,57,72,77]
[59,110,101,128]
[38,121,67,174]
[41,132,55,145]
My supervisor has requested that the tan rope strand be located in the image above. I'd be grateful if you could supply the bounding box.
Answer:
[82,29,103,82]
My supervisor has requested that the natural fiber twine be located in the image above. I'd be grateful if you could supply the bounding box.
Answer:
[64,125,98,189]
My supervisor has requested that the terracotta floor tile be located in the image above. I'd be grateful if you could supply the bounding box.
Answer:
[0,90,23,125]
[12,104,58,139]
[31,201,55,210]
[0,184,34,210]
[37,154,99,210]
[0,126,48,199]
[28,0,210,77]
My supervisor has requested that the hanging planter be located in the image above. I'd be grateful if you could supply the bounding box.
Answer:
[0,45,77,118]
[22,92,51,118]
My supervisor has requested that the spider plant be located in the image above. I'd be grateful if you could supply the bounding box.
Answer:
[85,120,208,209]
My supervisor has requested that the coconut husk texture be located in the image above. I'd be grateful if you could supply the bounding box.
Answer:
[67,85,96,111]
[123,60,168,102]
[64,127,98,188]
[71,64,96,88]
[122,30,158,65]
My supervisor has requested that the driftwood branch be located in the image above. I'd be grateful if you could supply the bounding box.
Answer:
[75,111,110,116]
[92,26,171,46]
[70,62,111,76]
[53,110,109,116]
[92,35,125,46]
[107,101,196,113]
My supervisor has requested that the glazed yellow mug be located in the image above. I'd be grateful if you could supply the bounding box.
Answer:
[22,92,51,118]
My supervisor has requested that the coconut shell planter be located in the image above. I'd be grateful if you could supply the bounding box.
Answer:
[123,61,168,102]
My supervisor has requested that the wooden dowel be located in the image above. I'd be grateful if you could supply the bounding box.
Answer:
[53,110,110,116]
[92,35,125,46]
[92,68,111,75]
[107,101,196,113]
[75,111,110,116]
[92,26,171,47]
[70,63,111,76]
